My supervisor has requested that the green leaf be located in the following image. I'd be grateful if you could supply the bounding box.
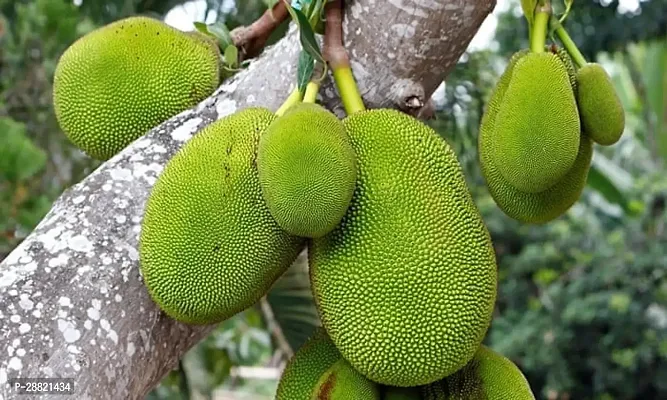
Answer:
[297,50,315,94]
[193,22,211,36]
[286,4,325,65]
[642,41,667,162]
[223,45,238,68]
[0,117,46,183]
[521,0,538,31]
[306,0,326,30]
[267,251,320,352]
[586,161,636,216]
[206,21,235,50]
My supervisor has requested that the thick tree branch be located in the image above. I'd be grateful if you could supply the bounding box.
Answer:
[0,1,495,399]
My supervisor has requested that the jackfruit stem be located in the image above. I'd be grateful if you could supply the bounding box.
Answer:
[323,0,366,114]
[333,67,366,114]
[552,17,587,68]
[303,60,325,103]
[530,9,550,53]
[303,81,320,103]
[276,87,303,116]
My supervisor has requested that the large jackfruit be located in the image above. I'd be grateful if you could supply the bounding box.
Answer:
[576,63,625,146]
[53,16,220,160]
[139,108,305,325]
[383,387,422,399]
[310,109,498,387]
[257,103,357,238]
[420,345,535,400]
[479,52,592,224]
[275,328,380,400]
[491,52,581,193]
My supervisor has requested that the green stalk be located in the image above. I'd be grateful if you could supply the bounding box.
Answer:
[552,17,587,68]
[530,9,551,53]
[324,0,366,115]
[275,87,303,116]
[303,81,320,103]
[333,66,365,115]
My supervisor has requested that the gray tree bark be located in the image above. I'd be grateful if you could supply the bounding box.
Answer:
[0,1,495,399]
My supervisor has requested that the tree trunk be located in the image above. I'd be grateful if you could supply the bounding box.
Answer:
[0,1,495,399]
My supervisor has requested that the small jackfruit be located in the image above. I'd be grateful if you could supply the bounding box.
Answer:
[310,109,497,387]
[257,102,357,238]
[420,345,535,400]
[491,52,581,193]
[275,328,380,400]
[53,16,220,160]
[479,53,592,224]
[576,63,625,146]
[551,45,578,94]
[139,108,305,325]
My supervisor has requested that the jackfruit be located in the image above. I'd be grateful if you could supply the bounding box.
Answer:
[479,53,593,224]
[420,345,535,400]
[139,108,305,325]
[53,16,221,160]
[275,328,380,400]
[310,109,497,387]
[576,63,625,146]
[312,359,381,399]
[383,387,422,400]
[491,51,580,193]
[257,102,356,238]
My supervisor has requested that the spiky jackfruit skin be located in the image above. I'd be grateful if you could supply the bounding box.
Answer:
[53,16,220,160]
[576,63,625,146]
[257,102,356,238]
[479,54,593,224]
[310,109,498,387]
[491,52,580,193]
[275,328,379,400]
[312,359,381,400]
[139,108,305,325]
[420,345,535,400]
[383,387,422,400]
[552,45,577,95]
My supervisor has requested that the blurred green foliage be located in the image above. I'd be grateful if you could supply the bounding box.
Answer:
[1,0,666,399]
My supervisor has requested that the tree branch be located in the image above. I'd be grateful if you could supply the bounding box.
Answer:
[231,0,289,61]
[0,1,495,399]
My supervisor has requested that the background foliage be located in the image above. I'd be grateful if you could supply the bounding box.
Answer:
[0,1,665,399]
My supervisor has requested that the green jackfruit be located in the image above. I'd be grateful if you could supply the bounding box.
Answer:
[275,328,380,400]
[383,387,422,400]
[312,359,381,400]
[491,52,580,193]
[551,45,577,94]
[53,16,220,160]
[310,109,498,387]
[139,108,305,325]
[576,63,625,146]
[420,345,535,400]
[257,103,356,238]
[479,53,593,224]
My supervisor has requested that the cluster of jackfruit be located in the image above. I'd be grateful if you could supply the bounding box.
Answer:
[479,46,625,224]
[137,85,531,396]
[278,328,534,400]
[53,16,221,160]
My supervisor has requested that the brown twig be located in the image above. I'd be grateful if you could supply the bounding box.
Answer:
[230,0,290,61]
[323,0,349,70]
[260,296,294,359]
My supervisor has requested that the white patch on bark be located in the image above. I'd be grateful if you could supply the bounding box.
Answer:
[170,117,203,142]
